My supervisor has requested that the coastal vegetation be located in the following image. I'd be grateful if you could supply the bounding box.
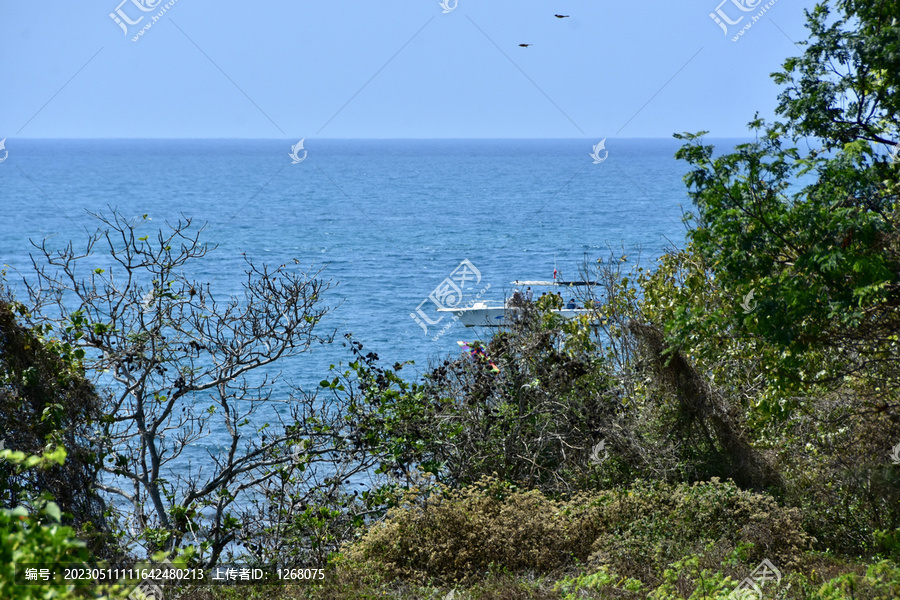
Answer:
[2,0,900,597]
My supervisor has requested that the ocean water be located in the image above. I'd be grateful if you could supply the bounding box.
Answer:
[1,138,712,368]
[1,138,727,504]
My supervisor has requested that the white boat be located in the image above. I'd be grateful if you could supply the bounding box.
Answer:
[436,280,597,328]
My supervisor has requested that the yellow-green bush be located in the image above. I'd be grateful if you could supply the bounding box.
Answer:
[342,476,810,586]
[342,476,591,585]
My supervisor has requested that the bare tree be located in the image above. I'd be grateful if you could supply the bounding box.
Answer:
[14,210,340,565]
[235,337,401,567]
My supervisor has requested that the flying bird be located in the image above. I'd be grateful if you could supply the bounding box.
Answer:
[554,14,570,18]
[518,43,532,47]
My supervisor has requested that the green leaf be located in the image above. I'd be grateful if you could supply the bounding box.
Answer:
[43,502,62,522]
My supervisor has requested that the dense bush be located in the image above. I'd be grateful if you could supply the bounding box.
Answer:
[340,475,587,585]
[584,478,810,582]
[771,397,900,557]
[356,302,627,497]
[341,476,810,587]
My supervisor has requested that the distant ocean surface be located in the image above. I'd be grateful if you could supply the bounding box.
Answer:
[0,138,739,473]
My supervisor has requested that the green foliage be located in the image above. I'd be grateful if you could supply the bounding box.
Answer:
[674,128,899,400]
[322,311,623,498]
[335,335,444,483]
[416,304,623,494]
[672,0,900,404]
[648,555,736,600]
[657,1,900,561]
[586,478,810,582]
[0,447,91,600]
[816,560,900,599]
[555,566,645,599]
[0,295,113,558]
[772,0,900,150]
[874,529,900,559]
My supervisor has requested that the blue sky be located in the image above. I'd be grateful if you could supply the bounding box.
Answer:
[1,0,815,139]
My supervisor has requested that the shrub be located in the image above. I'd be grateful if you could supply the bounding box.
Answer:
[341,476,592,585]
[0,296,109,551]
[816,560,900,600]
[0,446,92,600]
[341,476,810,587]
[586,478,811,582]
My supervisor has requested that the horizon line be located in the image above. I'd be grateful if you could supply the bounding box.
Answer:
[4,136,755,141]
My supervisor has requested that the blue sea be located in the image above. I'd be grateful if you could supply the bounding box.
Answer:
[0,138,728,523]
[1,138,709,368]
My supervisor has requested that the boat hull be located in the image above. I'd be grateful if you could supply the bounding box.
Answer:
[437,305,593,327]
